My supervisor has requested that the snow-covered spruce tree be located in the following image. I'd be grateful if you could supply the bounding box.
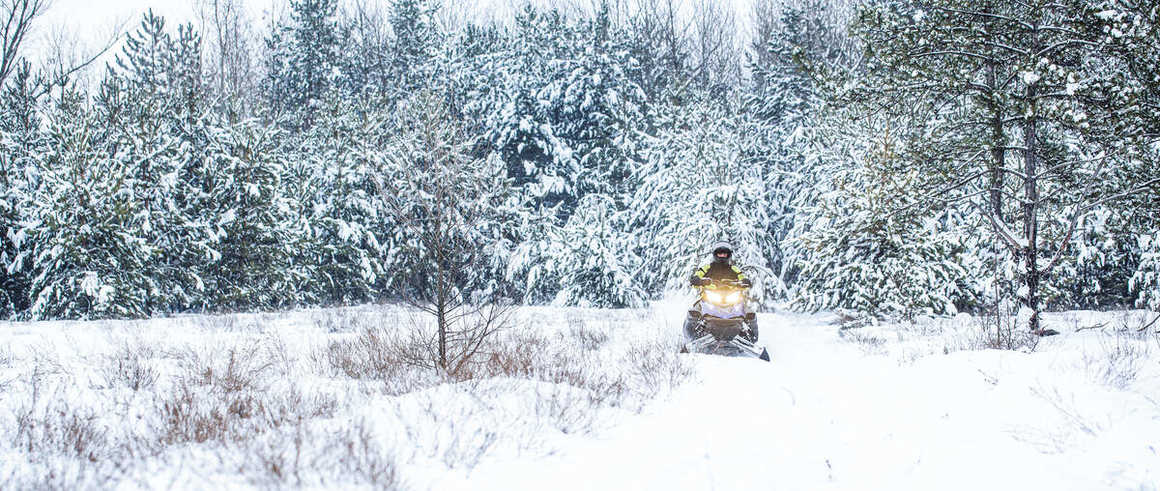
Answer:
[22,90,157,320]
[264,0,342,129]
[374,90,516,370]
[788,125,968,319]
[1090,2,1160,311]
[0,62,42,318]
[630,96,778,303]
[855,0,1159,331]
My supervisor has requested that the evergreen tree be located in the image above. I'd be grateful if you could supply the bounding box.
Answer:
[0,62,42,318]
[202,120,305,310]
[1133,230,1160,311]
[23,90,157,320]
[388,0,439,94]
[297,97,390,304]
[264,0,342,129]
[630,97,778,302]
[856,0,1159,330]
[788,125,969,318]
[746,0,862,292]
[545,194,646,308]
[107,12,219,312]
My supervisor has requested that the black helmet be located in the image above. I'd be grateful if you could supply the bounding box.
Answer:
[710,241,733,262]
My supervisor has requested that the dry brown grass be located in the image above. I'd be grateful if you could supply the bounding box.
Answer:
[159,338,338,446]
[100,342,158,391]
[1,307,695,487]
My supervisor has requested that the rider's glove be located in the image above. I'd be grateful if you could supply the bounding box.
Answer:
[740,278,753,288]
[694,277,711,286]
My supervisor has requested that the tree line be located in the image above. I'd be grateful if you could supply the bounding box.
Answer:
[0,0,1157,328]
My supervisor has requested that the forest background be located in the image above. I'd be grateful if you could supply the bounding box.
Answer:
[1,0,1157,330]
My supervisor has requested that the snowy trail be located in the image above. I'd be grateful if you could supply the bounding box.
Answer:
[437,311,1148,491]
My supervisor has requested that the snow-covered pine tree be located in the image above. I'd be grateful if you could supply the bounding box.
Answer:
[545,193,646,308]
[630,96,778,303]
[466,6,646,218]
[338,1,390,99]
[746,0,862,294]
[388,0,439,95]
[107,12,221,312]
[538,4,647,209]
[855,0,1157,331]
[296,96,390,305]
[375,89,515,299]
[1133,229,1160,311]
[264,0,342,129]
[22,89,157,320]
[467,7,573,200]
[0,62,41,318]
[461,7,654,305]
[202,120,305,310]
[788,125,968,318]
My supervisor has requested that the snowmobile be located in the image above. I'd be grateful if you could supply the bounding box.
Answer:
[680,279,771,362]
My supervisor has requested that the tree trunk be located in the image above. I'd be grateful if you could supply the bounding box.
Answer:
[436,221,447,370]
[1021,22,1042,333]
[986,72,1004,219]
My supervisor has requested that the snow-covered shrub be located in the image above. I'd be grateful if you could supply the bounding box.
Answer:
[1083,333,1151,390]
[241,418,401,488]
[100,343,159,392]
[13,400,111,462]
[566,319,610,352]
[321,324,436,393]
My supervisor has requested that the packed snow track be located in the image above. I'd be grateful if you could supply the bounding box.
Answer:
[446,310,1160,491]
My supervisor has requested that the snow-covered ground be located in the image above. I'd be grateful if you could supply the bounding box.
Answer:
[2,300,1159,490]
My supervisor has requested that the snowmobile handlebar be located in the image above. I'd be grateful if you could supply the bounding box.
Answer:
[701,278,750,289]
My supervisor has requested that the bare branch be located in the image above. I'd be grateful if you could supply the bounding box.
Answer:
[0,0,49,86]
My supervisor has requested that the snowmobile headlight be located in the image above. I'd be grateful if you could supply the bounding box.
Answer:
[725,291,741,305]
[705,291,724,304]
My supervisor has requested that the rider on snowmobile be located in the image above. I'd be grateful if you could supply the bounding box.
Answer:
[685,241,758,341]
